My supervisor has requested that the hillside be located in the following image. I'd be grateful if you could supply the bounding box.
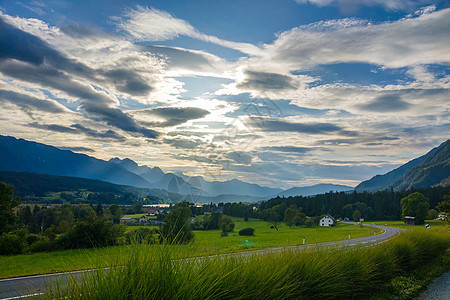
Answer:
[0,171,174,202]
[0,136,152,188]
[355,140,449,192]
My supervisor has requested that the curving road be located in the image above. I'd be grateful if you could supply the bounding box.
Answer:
[0,224,402,299]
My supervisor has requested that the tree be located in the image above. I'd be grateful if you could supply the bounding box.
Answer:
[436,195,450,213]
[427,209,439,220]
[401,192,429,224]
[284,206,306,227]
[284,207,297,228]
[352,210,361,222]
[160,202,194,244]
[95,204,103,217]
[19,206,33,227]
[203,211,222,230]
[264,208,280,230]
[0,182,20,235]
[436,195,450,222]
[108,204,123,224]
[218,216,235,233]
[342,204,353,219]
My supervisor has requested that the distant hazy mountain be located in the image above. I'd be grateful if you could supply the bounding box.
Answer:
[110,157,282,197]
[275,183,354,198]
[176,173,283,197]
[0,135,152,188]
[355,140,449,192]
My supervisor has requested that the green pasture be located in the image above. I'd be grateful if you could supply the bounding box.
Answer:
[0,219,383,279]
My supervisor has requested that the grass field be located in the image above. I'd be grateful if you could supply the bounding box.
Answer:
[192,219,380,253]
[0,219,379,278]
[373,220,447,229]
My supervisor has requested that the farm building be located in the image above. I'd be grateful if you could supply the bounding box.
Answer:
[319,214,335,227]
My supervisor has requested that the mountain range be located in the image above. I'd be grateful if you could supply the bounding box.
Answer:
[0,135,283,199]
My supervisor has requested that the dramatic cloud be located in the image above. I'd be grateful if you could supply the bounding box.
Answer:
[0,16,159,139]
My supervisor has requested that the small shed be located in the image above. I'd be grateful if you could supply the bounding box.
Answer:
[404,216,419,226]
[319,214,335,227]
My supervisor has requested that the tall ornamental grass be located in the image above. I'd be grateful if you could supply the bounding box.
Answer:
[46,228,449,300]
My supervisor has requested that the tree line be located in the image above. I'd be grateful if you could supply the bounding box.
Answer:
[259,186,449,221]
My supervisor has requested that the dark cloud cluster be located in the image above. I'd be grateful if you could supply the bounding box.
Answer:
[237,70,297,91]
[29,122,126,142]
[162,137,204,149]
[261,146,315,153]
[102,68,153,96]
[358,94,411,112]
[0,89,65,114]
[138,107,210,127]
[226,151,253,165]
[249,117,343,134]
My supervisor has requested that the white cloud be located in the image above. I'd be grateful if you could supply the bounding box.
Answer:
[116,6,195,41]
[265,7,450,69]
[115,6,264,56]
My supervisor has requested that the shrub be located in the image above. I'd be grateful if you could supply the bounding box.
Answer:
[125,228,159,244]
[219,216,235,233]
[58,217,125,249]
[239,227,254,236]
[26,233,42,245]
[305,218,314,227]
[0,233,25,255]
[29,237,54,253]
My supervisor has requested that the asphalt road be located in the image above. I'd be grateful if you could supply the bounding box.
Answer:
[0,224,402,299]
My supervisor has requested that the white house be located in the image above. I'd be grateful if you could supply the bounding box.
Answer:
[319,214,335,227]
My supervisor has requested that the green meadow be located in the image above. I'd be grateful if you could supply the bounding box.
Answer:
[0,219,379,278]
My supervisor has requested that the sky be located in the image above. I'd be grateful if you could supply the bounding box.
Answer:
[0,0,449,189]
